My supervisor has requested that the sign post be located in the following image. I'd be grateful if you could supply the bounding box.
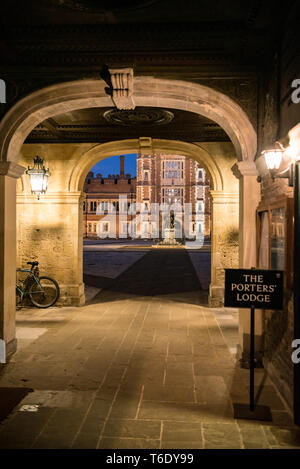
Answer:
[224,268,284,421]
[250,304,255,412]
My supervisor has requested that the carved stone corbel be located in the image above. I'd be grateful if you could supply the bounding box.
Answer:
[231,160,258,179]
[0,161,25,178]
[108,68,135,110]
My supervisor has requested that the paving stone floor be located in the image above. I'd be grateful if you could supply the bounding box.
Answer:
[0,249,300,449]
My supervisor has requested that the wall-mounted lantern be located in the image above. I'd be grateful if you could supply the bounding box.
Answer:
[25,156,50,199]
[261,141,293,185]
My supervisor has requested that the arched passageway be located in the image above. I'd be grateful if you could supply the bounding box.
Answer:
[17,138,239,307]
[0,76,259,364]
[78,140,238,304]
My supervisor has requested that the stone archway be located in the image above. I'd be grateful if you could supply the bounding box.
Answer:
[16,136,239,310]
[0,76,259,361]
[67,137,238,308]
[0,77,257,168]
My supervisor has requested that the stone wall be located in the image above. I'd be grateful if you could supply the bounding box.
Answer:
[209,191,239,306]
[197,143,239,306]
[279,2,300,139]
[17,143,93,306]
[17,192,85,306]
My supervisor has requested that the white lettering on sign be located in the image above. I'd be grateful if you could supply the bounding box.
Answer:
[231,283,276,294]
[231,273,277,303]
[237,293,270,303]
[226,270,283,309]
[242,274,263,283]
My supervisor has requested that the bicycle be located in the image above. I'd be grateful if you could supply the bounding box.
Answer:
[16,261,60,309]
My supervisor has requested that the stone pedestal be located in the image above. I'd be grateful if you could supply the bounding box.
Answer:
[154,228,183,247]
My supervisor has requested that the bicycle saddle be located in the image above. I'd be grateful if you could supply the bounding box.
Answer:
[27,261,39,267]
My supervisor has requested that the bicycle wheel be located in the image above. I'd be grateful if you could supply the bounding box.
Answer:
[29,276,60,308]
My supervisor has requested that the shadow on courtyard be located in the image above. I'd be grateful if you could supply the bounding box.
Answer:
[85,249,209,306]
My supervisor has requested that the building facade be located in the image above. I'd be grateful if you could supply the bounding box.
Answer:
[83,155,137,238]
[83,154,211,240]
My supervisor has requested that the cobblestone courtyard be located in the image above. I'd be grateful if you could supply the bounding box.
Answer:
[0,248,299,449]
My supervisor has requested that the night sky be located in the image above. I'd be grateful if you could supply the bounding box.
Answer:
[90,154,137,177]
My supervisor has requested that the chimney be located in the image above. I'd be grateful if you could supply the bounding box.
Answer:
[120,155,125,178]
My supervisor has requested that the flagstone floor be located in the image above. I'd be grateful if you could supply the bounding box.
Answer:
[0,249,299,449]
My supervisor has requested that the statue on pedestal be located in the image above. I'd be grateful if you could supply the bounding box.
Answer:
[170,210,175,229]
[153,209,183,247]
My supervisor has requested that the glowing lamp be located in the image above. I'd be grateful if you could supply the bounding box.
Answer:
[26,156,50,199]
[262,148,284,170]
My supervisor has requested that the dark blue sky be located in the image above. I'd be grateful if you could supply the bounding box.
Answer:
[90,154,137,177]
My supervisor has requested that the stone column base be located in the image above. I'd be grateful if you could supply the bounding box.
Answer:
[57,282,85,306]
[208,284,224,307]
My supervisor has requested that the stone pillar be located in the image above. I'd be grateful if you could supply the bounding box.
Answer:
[209,191,239,307]
[232,161,263,365]
[16,191,85,307]
[0,162,25,361]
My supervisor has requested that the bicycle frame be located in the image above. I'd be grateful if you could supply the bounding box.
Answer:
[16,268,44,300]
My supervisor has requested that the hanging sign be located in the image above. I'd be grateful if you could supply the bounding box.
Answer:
[224,269,284,309]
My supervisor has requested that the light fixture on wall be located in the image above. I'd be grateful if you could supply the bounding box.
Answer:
[262,141,300,426]
[25,156,50,199]
[262,141,294,185]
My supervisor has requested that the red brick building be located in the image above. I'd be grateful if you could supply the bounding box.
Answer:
[83,154,211,239]
[83,155,137,238]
